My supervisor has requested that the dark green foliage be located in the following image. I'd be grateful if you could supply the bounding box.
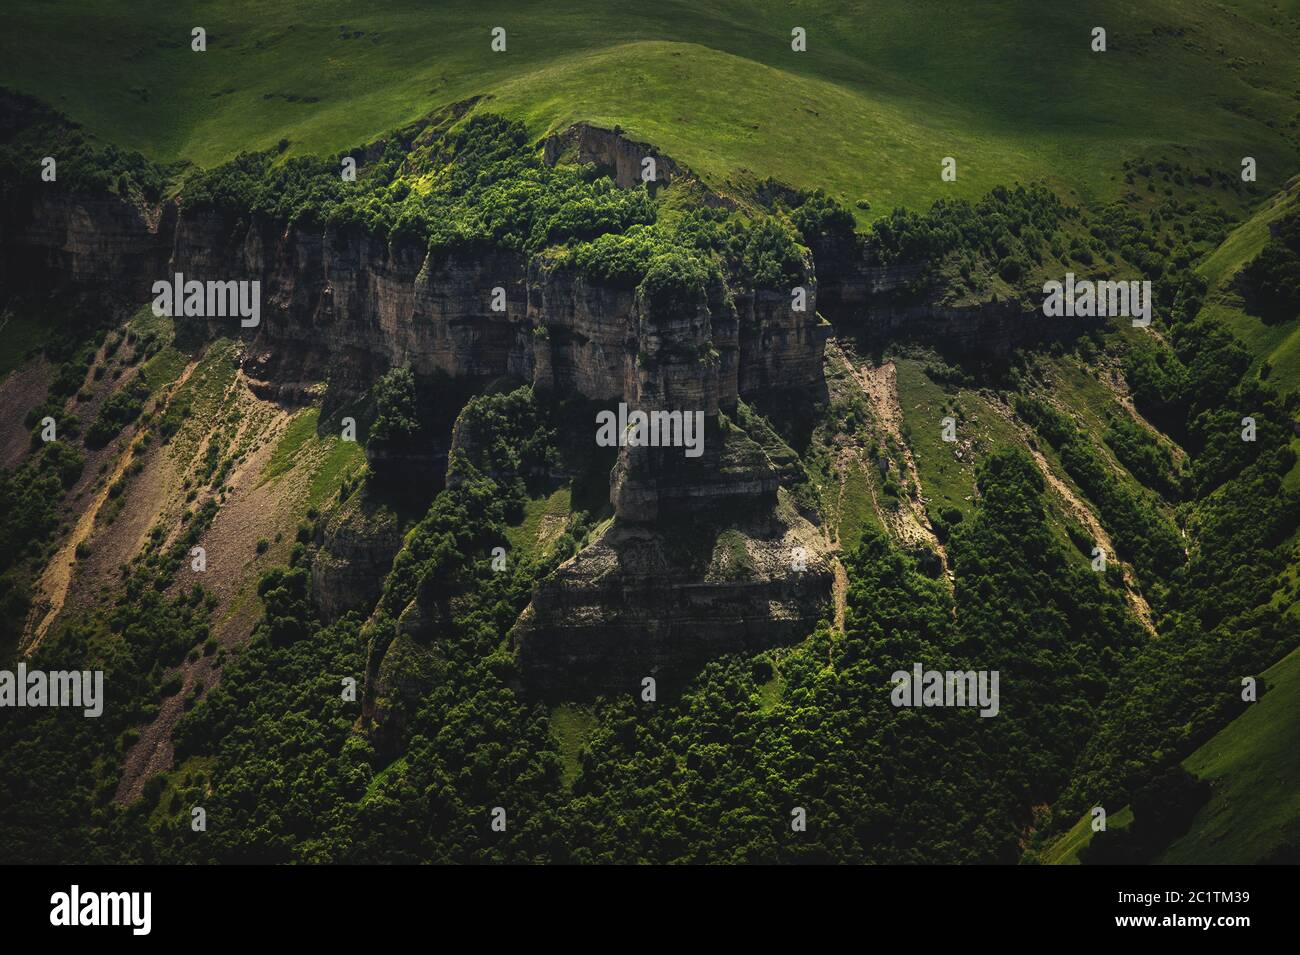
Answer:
[0,538,217,863]
[184,115,656,259]
[1015,396,1185,597]
[1103,415,1183,499]
[866,184,1070,275]
[1053,316,1299,834]
[787,189,858,244]
[367,367,419,452]
[0,443,85,648]
[3,86,1295,864]
[946,450,1143,807]
[0,91,172,201]
[736,217,805,289]
[257,567,313,646]
[1235,210,1300,322]
[85,374,149,448]
[1079,766,1211,864]
[637,251,712,316]
[570,225,663,287]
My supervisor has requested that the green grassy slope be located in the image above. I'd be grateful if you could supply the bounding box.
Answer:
[1039,805,1133,865]
[1044,647,1300,864]
[1156,646,1300,863]
[895,357,1026,523]
[1197,178,1300,384]
[4,1,1298,216]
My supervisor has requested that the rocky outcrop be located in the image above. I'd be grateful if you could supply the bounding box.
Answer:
[809,234,1091,358]
[366,630,439,759]
[311,492,404,622]
[0,191,171,303]
[542,123,684,191]
[9,109,1061,701]
[512,494,833,697]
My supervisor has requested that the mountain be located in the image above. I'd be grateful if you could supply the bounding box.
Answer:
[0,1,1298,864]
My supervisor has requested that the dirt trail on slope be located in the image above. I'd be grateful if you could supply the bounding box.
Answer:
[1031,449,1157,636]
[980,393,1158,636]
[23,360,199,655]
[830,557,847,634]
[841,352,950,576]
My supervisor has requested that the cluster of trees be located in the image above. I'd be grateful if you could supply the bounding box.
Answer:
[0,443,84,650]
[1236,208,1300,323]
[0,566,219,863]
[108,443,1147,863]
[1056,334,1299,828]
[864,183,1072,284]
[1103,414,1184,500]
[183,112,813,309]
[3,88,1296,863]
[183,115,657,260]
[0,90,172,201]
[85,373,149,448]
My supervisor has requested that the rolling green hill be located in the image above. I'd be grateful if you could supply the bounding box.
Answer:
[3,1,1299,216]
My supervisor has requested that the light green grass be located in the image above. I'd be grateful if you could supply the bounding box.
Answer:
[549,703,595,788]
[895,358,1025,522]
[1197,180,1299,293]
[504,486,572,560]
[163,337,237,462]
[1046,357,1185,504]
[306,436,366,509]
[757,670,784,713]
[4,2,1297,218]
[1197,181,1300,384]
[264,407,323,481]
[835,463,879,551]
[1041,804,1134,865]
[262,407,367,507]
[1045,647,1300,864]
[141,344,189,394]
[1157,646,1300,864]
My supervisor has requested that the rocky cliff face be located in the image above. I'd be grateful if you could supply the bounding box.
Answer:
[808,233,1083,358]
[542,123,684,192]
[0,191,171,304]
[5,118,1044,699]
[311,492,404,623]
[512,497,833,697]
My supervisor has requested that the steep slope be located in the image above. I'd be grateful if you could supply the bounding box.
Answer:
[2,11,1299,861]
[1044,646,1300,864]
[1157,646,1300,863]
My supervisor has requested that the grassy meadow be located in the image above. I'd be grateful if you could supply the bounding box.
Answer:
[3,1,1299,217]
